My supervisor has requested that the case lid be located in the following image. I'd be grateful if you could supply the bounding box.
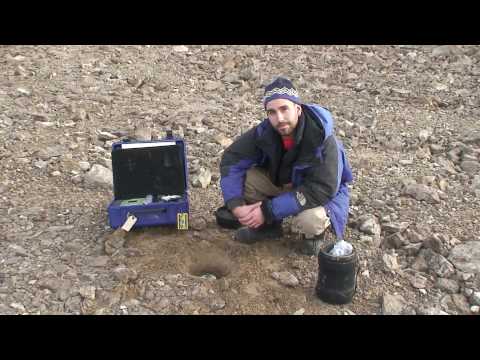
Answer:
[111,138,188,200]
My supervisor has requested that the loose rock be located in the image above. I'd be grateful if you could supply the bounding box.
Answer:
[9,244,29,257]
[191,168,212,189]
[173,45,189,52]
[113,266,138,283]
[133,126,152,141]
[382,233,406,249]
[357,214,381,237]
[449,242,480,275]
[432,45,455,57]
[271,271,299,287]
[426,251,455,278]
[382,293,407,315]
[91,256,110,267]
[79,286,96,300]
[104,228,127,255]
[460,160,480,175]
[435,278,460,294]
[84,164,113,189]
[403,184,440,204]
[471,292,480,306]
[408,272,428,289]
[451,294,471,314]
[79,161,91,171]
[190,216,207,231]
[383,253,400,272]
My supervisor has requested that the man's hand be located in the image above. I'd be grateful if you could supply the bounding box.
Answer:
[231,203,260,219]
[232,202,265,228]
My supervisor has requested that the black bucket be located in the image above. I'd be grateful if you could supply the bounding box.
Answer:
[315,242,359,305]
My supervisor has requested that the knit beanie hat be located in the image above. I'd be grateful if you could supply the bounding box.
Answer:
[263,77,301,108]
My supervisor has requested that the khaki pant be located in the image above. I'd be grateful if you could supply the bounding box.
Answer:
[244,167,330,239]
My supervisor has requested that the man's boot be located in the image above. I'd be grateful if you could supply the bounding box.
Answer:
[299,232,326,256]
[234,222,283,244]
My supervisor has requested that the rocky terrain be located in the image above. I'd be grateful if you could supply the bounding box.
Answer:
[0,45,479,315]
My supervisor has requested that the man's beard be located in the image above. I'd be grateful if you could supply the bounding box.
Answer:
[276,124,293,136]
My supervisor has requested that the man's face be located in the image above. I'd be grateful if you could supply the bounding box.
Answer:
[265,98,302,137]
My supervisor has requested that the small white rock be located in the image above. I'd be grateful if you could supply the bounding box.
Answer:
[419,289,427,295]
[34,160,48,169]
[462,273,474,281]
[79,161,91,171]
[10,303,26,312]
[435,83,448,91]
[293,308,305,315]
[17,158,30,164]
[71,175,83,184]
[125,299,140,307]
[201,274,217,281]
[383,253,400,271]
[64,121,76,127]
[173,45,189,52]
[359,235,374,244]
[191,168,212,189]
[17,87,31,96]
[79,286,96,300]
[98,131,118,141]
[418,129,431,142]
[37,121,55,128]
[51,171,61,177]
[471,306,480,313]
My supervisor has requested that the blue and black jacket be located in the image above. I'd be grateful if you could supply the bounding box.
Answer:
[220,104,353,239]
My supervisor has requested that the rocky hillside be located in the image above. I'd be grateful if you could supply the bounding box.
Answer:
[0,45,479,314]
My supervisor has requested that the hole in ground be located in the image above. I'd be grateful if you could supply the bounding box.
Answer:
[188,253,232,279]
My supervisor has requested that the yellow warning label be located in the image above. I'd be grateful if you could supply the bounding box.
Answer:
[177,213,188,230]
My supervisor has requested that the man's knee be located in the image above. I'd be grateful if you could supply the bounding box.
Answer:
[292,206,330,238]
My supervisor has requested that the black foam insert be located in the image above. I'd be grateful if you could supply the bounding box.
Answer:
[111,143,186,200]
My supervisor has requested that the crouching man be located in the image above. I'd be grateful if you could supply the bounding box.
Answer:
[219,77,353,256]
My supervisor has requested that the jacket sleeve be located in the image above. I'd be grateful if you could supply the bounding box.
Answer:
[262,135,340,223]
[220,127,261,210]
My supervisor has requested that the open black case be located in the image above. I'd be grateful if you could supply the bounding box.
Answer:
[107,132,189,230]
